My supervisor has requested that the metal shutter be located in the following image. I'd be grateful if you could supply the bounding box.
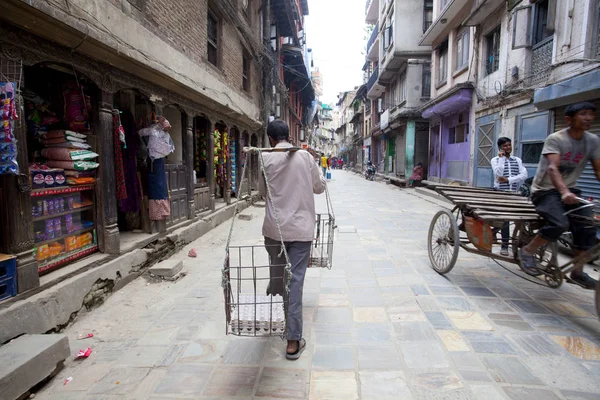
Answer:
[554,100,600,199]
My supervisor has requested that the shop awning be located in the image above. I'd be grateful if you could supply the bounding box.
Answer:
[421,86,473,119]
[534,69,600,110]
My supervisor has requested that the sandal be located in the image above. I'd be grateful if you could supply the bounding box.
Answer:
[286,338,306,360]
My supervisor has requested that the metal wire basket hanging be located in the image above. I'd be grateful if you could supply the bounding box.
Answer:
[221,146,336,336]
[222,147,292,337]
[310,186,336,269]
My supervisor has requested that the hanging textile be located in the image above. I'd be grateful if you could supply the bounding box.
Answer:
[119,111,141,213]
[147,157,170,220]
[113,111,127,201]
[214,129,223,187]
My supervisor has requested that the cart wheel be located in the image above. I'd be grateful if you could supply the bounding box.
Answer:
[544,264,563,289]
[596,280,600,320]
[512,223,556,277]
[428,209,460,274]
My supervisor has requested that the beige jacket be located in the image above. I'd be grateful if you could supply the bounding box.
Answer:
[258,142,326,242]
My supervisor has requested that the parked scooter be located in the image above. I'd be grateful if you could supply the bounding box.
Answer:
[364,162,376,181]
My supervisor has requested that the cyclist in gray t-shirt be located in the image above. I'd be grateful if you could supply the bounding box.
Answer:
[519,102,600,289]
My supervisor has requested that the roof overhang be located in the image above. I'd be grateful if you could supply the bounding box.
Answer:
[464,0,505,26]
[421,85,474,118]
[419,0,472,46]
[534,69,600,110]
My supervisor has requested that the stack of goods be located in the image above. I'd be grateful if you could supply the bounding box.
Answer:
[33,191,94,263]
[230,137,237,195]
[42,145,98,185]
[30,164,67,189]
[0,82,19,174]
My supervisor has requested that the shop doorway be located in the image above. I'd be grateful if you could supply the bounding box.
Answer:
[22,63,100,275]
[193,116,211,214]
[229,127,241,198]
[112,89,154,238]
[213,122,230,205]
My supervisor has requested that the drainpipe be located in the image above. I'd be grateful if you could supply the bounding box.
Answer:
[263,0,272,146]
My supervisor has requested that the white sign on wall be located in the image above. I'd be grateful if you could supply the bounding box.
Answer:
[381,110,390,130]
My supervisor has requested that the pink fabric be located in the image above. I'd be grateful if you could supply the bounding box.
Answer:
[149,199,170,220]
[409,166,424,181]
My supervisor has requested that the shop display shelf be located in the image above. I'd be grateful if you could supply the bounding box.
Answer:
[38,244,99,275]
[32,206,93,222]
[34,227,95,247]
[31,185,95,197]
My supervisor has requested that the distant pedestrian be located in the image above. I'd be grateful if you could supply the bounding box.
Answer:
[259,120,326,359]
[321,154,328,177]
[338,159,343,169]
[408,163,425,187]
[491,137,527,255]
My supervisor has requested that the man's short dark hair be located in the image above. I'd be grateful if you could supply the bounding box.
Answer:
[565,102,596,117]
[497,137,511,147]
[267,120,289,141]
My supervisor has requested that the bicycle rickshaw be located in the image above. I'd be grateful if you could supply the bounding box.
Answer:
[426,184,600,317]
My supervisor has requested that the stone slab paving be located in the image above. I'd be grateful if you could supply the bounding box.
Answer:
[34,171,600,399]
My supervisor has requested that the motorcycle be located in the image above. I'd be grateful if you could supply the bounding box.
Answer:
[364,163,376,181]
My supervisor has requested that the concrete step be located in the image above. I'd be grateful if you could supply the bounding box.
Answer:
[0,334,70,400]
[148,259,183,278]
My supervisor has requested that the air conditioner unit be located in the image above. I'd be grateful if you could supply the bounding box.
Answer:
[377,99,383,113]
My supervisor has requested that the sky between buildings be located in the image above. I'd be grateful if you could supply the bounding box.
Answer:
[305,0,366,105]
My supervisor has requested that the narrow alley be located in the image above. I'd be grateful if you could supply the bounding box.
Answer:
[34,171,600,400]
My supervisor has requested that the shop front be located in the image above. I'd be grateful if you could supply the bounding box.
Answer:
[0,23,260,296]
[422,88,473,184]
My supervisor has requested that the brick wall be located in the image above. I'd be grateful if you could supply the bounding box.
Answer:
[107,0,263,116]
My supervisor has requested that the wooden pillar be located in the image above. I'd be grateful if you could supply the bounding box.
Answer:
[96,91,120,254]
[0,86,38,292]
[183,117,195,219]
[208,121,216,211]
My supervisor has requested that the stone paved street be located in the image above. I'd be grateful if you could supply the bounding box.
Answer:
[36,171,600,399]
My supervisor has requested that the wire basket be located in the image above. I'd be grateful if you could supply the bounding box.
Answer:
[310,213,335,269]
[223,244,290,337]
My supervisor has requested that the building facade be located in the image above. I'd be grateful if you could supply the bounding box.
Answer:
[420,0,600,195]
[364,0,432,178]
[0,0,314,294]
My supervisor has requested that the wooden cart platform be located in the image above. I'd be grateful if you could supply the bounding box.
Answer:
[432,184,542,223]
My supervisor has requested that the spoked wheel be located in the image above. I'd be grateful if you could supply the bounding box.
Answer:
[512,223,560,278]
[596,280,600,319]
[428,209,460,274]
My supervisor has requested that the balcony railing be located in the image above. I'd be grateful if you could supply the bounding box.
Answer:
[531,37,553,85]
[367,23,379,54]
[367,66,379,92]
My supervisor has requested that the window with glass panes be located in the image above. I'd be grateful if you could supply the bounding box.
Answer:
[423,0,433,33]
[485,26,501,75]
[422,63,431,97]
[207,11,219,67]
[438,41,448,83]
[519,112,550,164]
[456,30,469,71]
